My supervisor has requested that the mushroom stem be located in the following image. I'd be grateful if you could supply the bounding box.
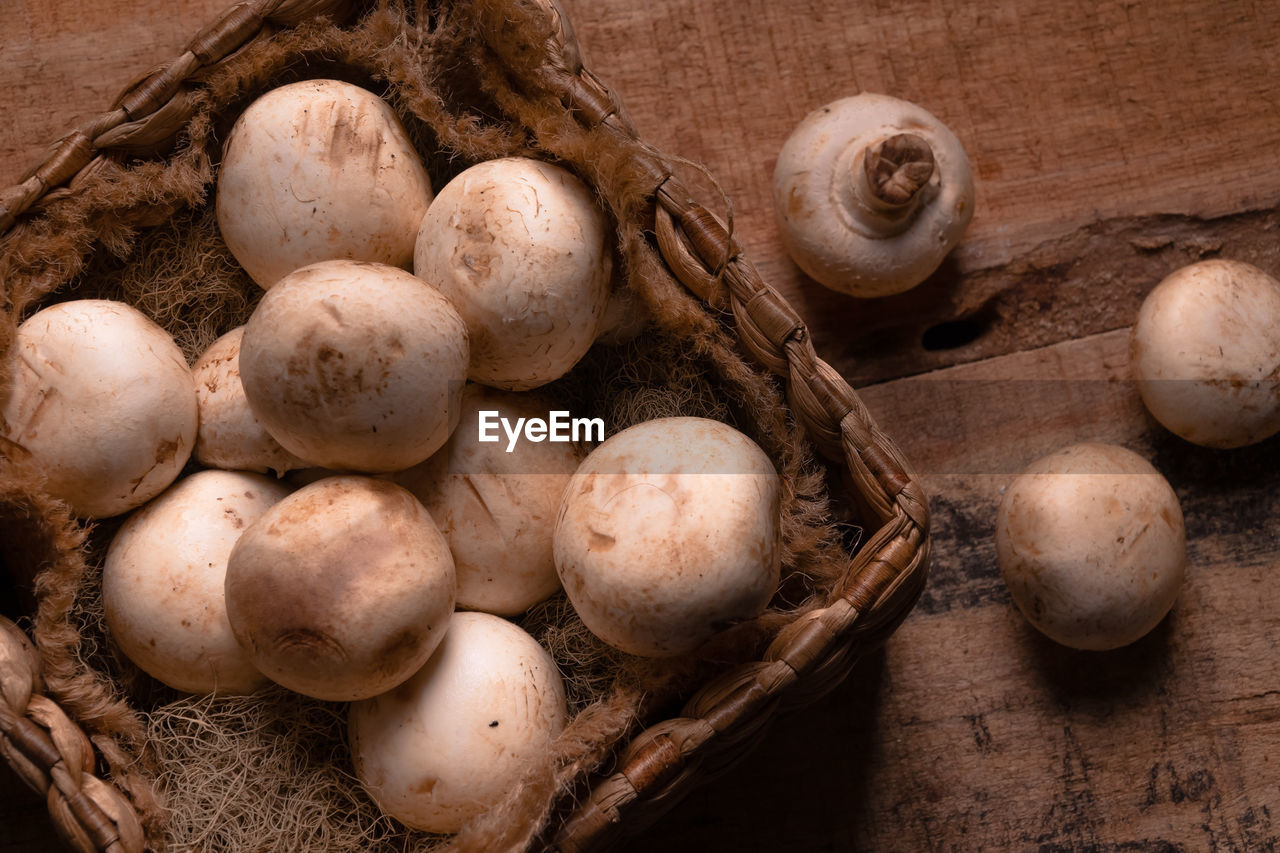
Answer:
[773,93,974,296]
[856,132,936,220]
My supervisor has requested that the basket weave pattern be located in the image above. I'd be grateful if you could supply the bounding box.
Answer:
[0,1,929,850]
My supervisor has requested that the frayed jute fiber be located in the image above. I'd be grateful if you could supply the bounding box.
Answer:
[0,2,860,850]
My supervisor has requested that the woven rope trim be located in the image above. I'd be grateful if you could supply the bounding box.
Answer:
[0,617,144,853]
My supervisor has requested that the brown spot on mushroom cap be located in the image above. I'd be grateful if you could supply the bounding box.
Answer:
[588,529,616,552]
[786,186,809,219]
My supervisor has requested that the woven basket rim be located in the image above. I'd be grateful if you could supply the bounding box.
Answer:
[0,1,931,850]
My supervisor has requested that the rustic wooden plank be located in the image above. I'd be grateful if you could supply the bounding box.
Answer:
[4,2,1279,381]
[569,0,1280,381]
[629,331,1280,851]
[2,1,1279,852]
[0,0,230,179]
[821,208,1280,386]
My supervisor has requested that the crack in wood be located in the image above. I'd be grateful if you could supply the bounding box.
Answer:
[821,207,1280,386]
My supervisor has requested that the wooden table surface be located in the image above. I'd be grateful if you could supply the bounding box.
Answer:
[3,1,1278,850]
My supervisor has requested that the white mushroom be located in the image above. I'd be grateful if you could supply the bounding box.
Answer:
[224,476,456,701]
[393,385,580,615]
[0,299,197,518]
[1130,259,1280,448]
[103,470,291,694]
[413,156,611,390]
[217,79,434,289]
[773,93,975,297]
[996,442,1186,651]
[349,611,567,832]
[238,259,469,473]
[192,327,306,475]
[554,417,781,657]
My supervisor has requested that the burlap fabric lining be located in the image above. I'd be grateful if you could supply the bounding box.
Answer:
[0,1,929,850]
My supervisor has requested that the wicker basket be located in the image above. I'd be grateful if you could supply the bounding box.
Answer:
[0,1,929,850]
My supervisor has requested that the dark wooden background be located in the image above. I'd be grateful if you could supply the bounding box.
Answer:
[2,0,1278,849]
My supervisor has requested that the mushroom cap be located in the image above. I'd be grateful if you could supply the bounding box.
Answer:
[553,417,781,657]
[393,385,579,615]
[225,476,456,701]
[1131,259,1280,448]
[349,611,567,833]
[0,299,197,518]
[239,259,469,472]
[773,93,975,298]
[996,442,1186,651]
[104,470,291,694]
[193,327,306,475]
[413,157,611,391]
[216,78,434,289]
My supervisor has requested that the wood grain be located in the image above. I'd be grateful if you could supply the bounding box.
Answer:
[569,0,1280,381]
[0,0,231,173]
[2,1,1279,851]
[631,332,1280,850]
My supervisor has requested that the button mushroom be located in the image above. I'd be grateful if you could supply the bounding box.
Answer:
[224,476,456,701]
[238,259,469,473]
[996,443,1186,651]
[216,79,434,289]
[192,326,306,476]
[0,299,197,518]
[413,156,612,391]
[349,611,567,833]
[1130,259,1280,448]
[553,417,781,657]
[103,469,292,695]
[392,384,580,616]
[773,93,975,297]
